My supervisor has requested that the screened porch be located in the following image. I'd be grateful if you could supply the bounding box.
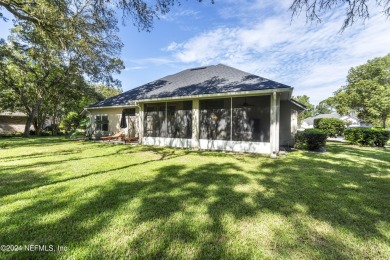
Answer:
[142,95,272,152]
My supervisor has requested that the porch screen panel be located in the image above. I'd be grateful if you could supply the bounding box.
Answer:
[167,101,192,138]
[200,98,231,140]
[144,103,166,137]
[232,96,270,142]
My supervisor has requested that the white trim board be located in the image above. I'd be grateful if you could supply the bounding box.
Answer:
[199,139,270,154]
[142,137,192,149]
[142,137,271,154]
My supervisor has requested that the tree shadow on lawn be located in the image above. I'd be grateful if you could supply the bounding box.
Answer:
[327,142,390,164]
[0,149,84,162]
[0,146,186,198]
[1,146,389,259]
[255,154,390,239]
[0,137,70,149]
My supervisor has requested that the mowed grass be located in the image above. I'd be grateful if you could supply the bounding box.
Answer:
[0,137,389,259]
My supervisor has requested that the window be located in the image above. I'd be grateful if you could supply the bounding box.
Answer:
[200,98,231,140]
[95,115,109,131]
[144,101,192,138]
[123,108,136,116]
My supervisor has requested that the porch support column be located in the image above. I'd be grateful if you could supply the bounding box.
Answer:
[270,92,280,158]
[138,103,144,144]
[192,99,200,149]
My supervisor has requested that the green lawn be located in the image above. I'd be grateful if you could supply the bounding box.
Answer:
[0,137,389,259]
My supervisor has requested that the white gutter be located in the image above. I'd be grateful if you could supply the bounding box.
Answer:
[83,103,139,110]
[84,88,292,110]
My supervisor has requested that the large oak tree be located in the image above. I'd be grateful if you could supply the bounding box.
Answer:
[329,54,390,128]
[0,13,123,136]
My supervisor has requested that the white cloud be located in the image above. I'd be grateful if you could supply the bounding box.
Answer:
[163,5,390,104]
[159,8,200,21]
[123,66,146,71]
[162,41,182,51]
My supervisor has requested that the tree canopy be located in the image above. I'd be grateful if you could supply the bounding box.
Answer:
[1,1,124,85]
[315,98,334,115]
[293,95,315,126]
[0,18,123,136]
[1,0,388,38]
[290,0,390,30]
[329,54,390,128]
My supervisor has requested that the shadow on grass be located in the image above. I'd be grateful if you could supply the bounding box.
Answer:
[0,136,69,148]
[327,142,390,163]
[0,146,186,198]
[0,141,389,259]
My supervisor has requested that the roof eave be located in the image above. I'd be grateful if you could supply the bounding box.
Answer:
[87,88,292,110]
[290,99,307,110]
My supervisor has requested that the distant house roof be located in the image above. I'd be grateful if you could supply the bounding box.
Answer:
[0,111,27,117]
[303,113,341,126]
[89,64,291,108]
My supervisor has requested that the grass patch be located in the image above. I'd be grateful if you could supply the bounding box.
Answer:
[0,137,389,259]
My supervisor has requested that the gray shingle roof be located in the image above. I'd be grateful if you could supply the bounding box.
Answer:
[89,64,291,108]
[303,113,341,125]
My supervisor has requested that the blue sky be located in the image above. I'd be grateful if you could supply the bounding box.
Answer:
[1,0,390,104]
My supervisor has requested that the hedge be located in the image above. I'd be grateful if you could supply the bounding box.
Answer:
[295,129,327,151]
[313,118,345,137]
[344,128,390,147]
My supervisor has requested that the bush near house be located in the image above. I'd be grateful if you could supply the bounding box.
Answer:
[60,112,83,133]
[344,128,390,147]
[313,118,345,137]
[295,129,327,151]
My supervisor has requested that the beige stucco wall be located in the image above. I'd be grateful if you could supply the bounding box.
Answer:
[279,101,299,147]
[0,116,27,133]
[87,107,139,138]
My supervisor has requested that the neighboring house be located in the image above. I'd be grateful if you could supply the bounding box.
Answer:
[0,111,52,134]
[0,111,29,133]
[82,64,305,155]
[301,112,371,129]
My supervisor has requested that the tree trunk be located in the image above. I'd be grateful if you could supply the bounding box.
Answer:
[382,115,387,128]
[33,111,46,136]
[23,100,42,137]
[24,111,35,137]
[51,114,57,136]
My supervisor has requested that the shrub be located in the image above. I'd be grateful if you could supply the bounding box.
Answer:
[314,118,345,137]
[60,112,83,133]
[0,132,23,138]
[68,130,86,139]
[294,131,306,149]
[40,131,52,136]
[344,128,390,147]
[294,129,327,151]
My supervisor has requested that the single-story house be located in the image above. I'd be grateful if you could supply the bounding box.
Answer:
[0,111,52,134]
[82,64,305,155]
[0,111,30,133]
[301,112,372,129]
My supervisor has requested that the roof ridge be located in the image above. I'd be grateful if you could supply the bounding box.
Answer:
[87,64,291,108]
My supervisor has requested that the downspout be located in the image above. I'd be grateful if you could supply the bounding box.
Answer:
[271,92,277,159]
[134,102,143,143]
